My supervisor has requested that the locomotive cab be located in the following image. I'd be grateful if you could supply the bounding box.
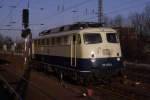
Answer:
[77,28,124,78]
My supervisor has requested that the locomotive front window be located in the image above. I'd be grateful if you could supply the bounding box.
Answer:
[84,33,102,44]
[107,33,118,43]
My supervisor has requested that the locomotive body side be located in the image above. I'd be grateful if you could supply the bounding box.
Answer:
[32,27,124,80]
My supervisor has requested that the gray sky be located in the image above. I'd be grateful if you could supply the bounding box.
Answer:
[0,0,149,40]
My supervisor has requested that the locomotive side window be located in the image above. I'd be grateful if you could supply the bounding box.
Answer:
[63,35,71,45]
[45,38,49,45]
[38,39,40,45]
[40,39,43,45]
[64,36,68,45]
[83,33,102,44]
[42,39,45,45]
[56,37,61,45]
[49,38,51,46]
[36,40,39,46]
[106,33,118,43]
[51,37,55,45]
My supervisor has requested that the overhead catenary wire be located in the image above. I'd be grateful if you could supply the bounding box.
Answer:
[81,0,150,23]
[105,0,150,15]
[36,0,94,30]
[40,0,92,21]
[0,28,22,31]
[0,8,14,27]
[38,0,149,30]
[0,0,5,5]
[85,0,150,22]
[107,0,141,11]
[38,0,149,28]
[0,0,21,27]
[0,0,93,33]
[0,0,149,36]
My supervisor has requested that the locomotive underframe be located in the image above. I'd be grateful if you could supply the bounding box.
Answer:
[32,54,124,83]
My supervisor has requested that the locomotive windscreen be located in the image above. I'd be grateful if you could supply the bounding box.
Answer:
[83,33,102,44]
[106,33,119,43]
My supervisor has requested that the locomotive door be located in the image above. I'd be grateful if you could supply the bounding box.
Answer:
[71,34,77,67]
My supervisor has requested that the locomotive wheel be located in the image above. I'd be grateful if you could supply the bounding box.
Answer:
[78,77,85,85]
[57,70,63,82]
[78,75,91,86]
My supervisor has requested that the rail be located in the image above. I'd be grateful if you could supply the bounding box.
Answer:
[0,75,23,100]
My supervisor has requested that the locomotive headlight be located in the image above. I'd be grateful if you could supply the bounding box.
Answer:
[117,58,120,61]
[90,51,96,63]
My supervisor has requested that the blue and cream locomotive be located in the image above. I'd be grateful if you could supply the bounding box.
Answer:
[32,22,124,82]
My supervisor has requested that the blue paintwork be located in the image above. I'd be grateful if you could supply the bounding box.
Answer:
[33,54,124,75]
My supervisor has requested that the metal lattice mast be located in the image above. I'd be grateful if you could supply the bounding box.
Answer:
[98,0,103,26]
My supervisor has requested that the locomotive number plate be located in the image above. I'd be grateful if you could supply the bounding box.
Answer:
[102,63,112,67]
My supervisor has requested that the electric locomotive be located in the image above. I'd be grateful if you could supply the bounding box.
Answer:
[32,22,124,81]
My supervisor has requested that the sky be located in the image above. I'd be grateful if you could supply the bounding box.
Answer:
[0,0,150,40]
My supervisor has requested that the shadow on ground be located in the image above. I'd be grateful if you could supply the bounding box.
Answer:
[0,59,10,65]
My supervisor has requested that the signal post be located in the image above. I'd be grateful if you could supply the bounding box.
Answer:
[16,5,32,100]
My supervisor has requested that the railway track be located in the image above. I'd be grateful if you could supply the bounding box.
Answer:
[125,64,150,84]
[1,54,150,100]
[1,69,59,100]
[93,77,150,100]
[126,71,150,83]
[0,55,90,100]
[31,62,150,100]
[0,64,92,100]
[1,64,150,100]
[36,68,150,100]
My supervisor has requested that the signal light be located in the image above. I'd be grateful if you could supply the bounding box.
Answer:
[21,28,31,38]
[22,9,29,28]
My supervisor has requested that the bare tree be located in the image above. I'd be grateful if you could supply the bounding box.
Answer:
[3,36,14,50]
[113,15,124,27]
[103,15,110,26]
[128,4,150,36]
[128,12,144,35]
[143,4,150,36]
[0,33,4,49]
[106,15,124,27]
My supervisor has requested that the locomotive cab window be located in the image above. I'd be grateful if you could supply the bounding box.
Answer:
[83,33,102,44]
[106,33,118,43]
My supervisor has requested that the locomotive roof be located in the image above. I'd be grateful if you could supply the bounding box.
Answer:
[39,22,103,36]
[37,22,116,39]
